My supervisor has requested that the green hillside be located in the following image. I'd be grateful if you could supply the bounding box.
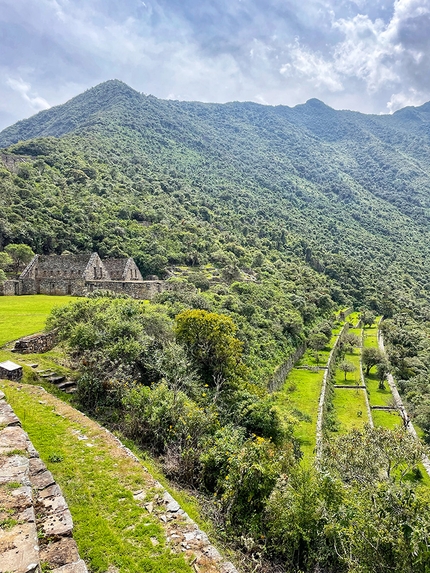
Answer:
[1,80,430,313]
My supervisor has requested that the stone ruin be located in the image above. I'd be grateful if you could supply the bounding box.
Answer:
[1,252,168,300]
[13,330,58,355]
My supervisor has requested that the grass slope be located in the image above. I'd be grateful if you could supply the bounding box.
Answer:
[2,381,195,573]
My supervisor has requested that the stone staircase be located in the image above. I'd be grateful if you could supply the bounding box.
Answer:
[0,391,86,573]
[37,370,77,394]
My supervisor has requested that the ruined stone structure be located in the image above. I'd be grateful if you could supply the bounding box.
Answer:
[0,360,23,380]
[2,253,167,300]
[13,330,58,354]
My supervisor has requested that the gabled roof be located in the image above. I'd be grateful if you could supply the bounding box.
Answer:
[36,254,93,277]
[103,258,128,280]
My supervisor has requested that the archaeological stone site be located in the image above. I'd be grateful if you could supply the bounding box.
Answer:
[0,252,167,299]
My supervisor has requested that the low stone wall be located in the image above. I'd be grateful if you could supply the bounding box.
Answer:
[85,279,169,299]
[0,391,87,573]
[1,278,169,300]
[268,343,306,393]
[0,280,20,295]
[13,330,58,354]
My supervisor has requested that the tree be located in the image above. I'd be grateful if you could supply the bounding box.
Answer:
[339,360,356,381]
[362,346,383,375]
[361,309,376,328]
[0,251,12,270]
[5,243,34,274]
[308,332,328,365]
[376,360,389,390]
[175,309,244,391]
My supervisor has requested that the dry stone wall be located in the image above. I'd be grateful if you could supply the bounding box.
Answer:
[0,391,87,573]
[13,330,58,354]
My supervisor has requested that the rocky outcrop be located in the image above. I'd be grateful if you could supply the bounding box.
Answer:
[0,391,87,573]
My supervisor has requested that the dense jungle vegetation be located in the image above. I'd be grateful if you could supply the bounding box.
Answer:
[2,80,430,571]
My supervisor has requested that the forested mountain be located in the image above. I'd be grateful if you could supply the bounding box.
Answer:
[2,80,430,312]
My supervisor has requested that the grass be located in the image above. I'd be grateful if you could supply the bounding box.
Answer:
[0,295,74,347]
[331,388,369,433]
[372,409,402,430]
[2,381,194,573]
[366,373,394,407]
[275,367,325,462]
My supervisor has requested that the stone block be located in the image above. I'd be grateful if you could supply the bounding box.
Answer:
[51,559,88,573]
[0,521,39,573]
[39,507,74,537]
[0,402,20,427]
[0,426,28,454]
[31,469,55,490]
[40,537,80,568]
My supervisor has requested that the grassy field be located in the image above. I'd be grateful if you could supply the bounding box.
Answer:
[0,295,74,346]
[2,381,195,573]
[331,388,369,432]
[275,367,325,461]
[330,325,369,433]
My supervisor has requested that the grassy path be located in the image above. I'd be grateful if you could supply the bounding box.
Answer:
[0,380,227,573]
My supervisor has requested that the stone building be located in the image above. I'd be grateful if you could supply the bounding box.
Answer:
[1,253,167,300]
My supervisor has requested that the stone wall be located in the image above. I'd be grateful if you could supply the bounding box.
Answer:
[85,279,169,299]
[0,280,20,295]
[1,277,168,300]
[268,343,307,393]
[13,330,58,354]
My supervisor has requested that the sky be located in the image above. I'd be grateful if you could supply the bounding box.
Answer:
[1,0,430,130]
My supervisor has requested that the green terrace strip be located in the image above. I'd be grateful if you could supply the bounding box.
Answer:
[1,381,197,573]
[0,295,74,347]
[275,319,346,463]
[364,318,402,422]
[330,326,369,434]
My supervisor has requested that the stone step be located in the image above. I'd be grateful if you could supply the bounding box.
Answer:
[0,392,88,573]
[48,375,66,384]
[56,380,76,391]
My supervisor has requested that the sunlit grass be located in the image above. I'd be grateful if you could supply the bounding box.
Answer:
[275,367,325,462]
[0,295,74,346]
[331,388,369,433]
[2,382,193,573]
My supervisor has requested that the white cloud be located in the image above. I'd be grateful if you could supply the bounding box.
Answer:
[387,88,428,112]
[280,40,343,92]
[6,78,50,111]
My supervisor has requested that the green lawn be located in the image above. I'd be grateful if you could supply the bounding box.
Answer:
[366,373,394,407]
[331,388,369,433]
[0,295,74,346]
[275,367,325,462]
[2,382,193,573]
[372,409,402,430]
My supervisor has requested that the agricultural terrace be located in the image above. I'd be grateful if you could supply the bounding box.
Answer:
[329,324,369,434]
[275,315,348,462]
[363,317,402,429]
